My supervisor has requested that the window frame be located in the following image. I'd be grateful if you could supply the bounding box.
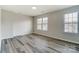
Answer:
[64,12,78,34]
[37,17,48,31]
[42,17,48,31]
[37,18,42,30]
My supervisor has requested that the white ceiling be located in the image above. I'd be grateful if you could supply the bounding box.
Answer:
[0,5,73,16]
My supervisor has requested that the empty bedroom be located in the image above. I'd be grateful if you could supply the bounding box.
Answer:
[0,5,79,53]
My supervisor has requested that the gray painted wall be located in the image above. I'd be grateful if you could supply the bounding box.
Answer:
[33,6,79,44]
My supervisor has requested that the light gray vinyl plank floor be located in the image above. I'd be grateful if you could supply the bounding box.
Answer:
[1,34,79,53]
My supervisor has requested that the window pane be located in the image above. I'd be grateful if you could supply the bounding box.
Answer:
[65,28,69,32]
[73,24,78,33]
[73,18,78,22]
[64,24,69,32]
[42,24,48,31]
[65,24,69,29]
[69,24,73,32]
[69,13,73,18]
[69,17,73,22]
[37,24,42,30]
[73,12,78,17]
[64,18,69,23]
[43,17,48,23]
[37,18,42,24]
[64,14,68,18]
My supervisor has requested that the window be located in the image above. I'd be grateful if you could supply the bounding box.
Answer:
[37,17,48,31]
[37,18,42,30]
[64,12,78,33]
[42,17,48,31]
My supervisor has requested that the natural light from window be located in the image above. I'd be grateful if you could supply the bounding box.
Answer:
[37,17,48,31]
[64,12,78,33]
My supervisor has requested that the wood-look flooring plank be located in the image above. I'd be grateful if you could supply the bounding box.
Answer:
[1,34,79,53]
